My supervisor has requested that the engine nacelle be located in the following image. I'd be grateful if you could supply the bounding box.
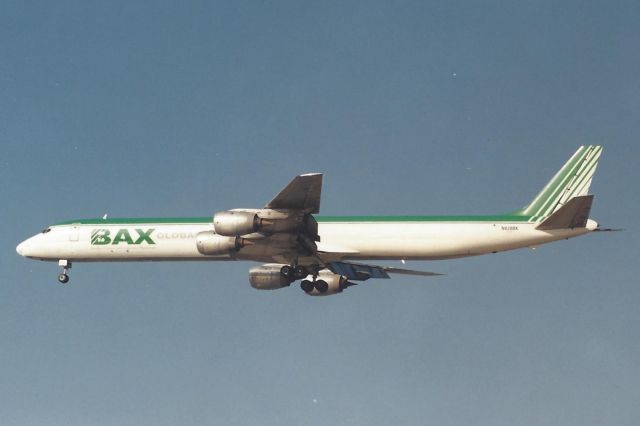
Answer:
[249,264,292,290]
[213,209,311,237]
[301,271,352,296]
[196,231,243,255]
[213,210,261,236]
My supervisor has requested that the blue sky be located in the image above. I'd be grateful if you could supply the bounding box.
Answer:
[2,1,639,425]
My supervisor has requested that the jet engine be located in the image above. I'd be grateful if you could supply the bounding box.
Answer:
[300,271,353,296]
[213,209,314,237]
[213,210,262,236]
[249,264,292,290]
[196,231,245,255]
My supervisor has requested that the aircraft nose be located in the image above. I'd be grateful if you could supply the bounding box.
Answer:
[16,240,29,257]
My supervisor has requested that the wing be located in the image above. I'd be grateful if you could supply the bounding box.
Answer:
[327,261,443,281]
[247,174,323,264]
[261,174,442,281]
[265,173,323,213]
[315,244,442,280]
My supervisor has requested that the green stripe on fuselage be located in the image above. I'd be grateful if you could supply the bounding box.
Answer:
[54,214,532,227]
[316,215,530,222]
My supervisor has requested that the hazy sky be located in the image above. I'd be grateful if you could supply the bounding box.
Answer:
[2,1,639,425]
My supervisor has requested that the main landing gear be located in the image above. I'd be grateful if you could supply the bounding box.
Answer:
[58,260,71,284]
[279,264,308,281]
[279,264,328,294]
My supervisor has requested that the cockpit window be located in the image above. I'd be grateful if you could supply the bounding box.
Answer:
[41,228,51,234]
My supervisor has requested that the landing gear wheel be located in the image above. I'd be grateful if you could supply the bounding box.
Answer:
[57,260,72,284]
[280,265,293,279]
[300,280,314,293]
[293,265,308,279]
[314,280,329,293]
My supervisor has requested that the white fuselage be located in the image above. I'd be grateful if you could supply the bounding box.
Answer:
[16,218,597,263]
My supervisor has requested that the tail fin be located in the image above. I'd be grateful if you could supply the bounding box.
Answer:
[517,145,602,222]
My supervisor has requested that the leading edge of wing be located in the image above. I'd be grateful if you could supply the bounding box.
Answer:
[265,173,323,213]
[328,261,444,281]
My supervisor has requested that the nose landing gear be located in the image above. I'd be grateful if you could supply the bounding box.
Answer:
[58,259,71,284]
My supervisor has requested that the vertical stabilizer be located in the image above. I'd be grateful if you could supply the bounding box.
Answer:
[518,146,602,222]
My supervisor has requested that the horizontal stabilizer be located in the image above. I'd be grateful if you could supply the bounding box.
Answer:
[328,261,442,281]
[593,227,623,232]
[536,195,594,230]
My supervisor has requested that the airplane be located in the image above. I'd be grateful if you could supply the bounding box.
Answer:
[17,145,605,296]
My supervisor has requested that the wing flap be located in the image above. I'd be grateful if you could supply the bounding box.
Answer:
[383,267,444,277]
[328,261,443,281]
[328,262,390,280]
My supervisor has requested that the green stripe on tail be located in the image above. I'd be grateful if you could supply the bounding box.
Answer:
[517,146,602,222]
